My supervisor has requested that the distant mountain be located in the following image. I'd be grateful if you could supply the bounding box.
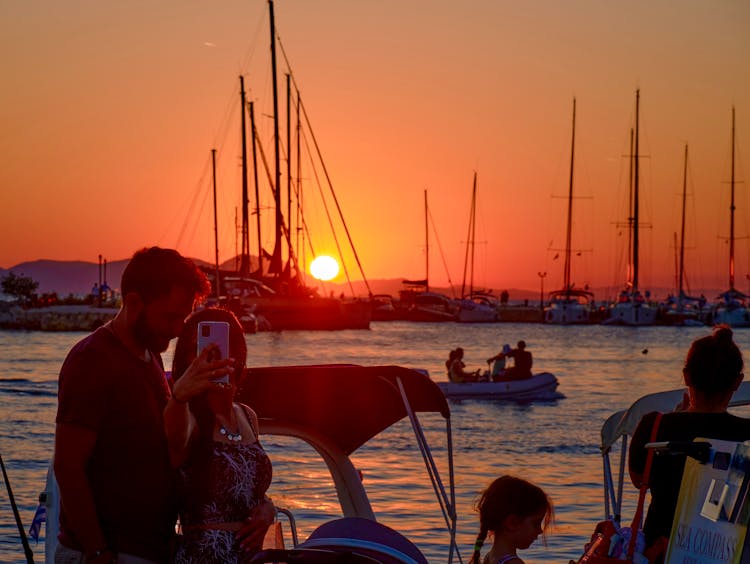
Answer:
[3,259,130,296]
[0,258,486,300]
[0,258,724,302]
[0,258,419,298]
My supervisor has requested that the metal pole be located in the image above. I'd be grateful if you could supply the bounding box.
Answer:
[211,148,221,301]
[97,254,102,307]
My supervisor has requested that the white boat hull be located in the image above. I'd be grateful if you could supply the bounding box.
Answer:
[437,372,560,400]
[713,305,750,327]
[602,302,658,326]
[456,303,497,323]
[545,302,591,325]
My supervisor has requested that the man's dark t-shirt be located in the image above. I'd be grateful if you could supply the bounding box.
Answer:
[629,410,750,546]
[56,326,175,562]
[513,349,532,376]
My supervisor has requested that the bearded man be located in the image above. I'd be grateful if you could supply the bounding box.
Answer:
[54,247,224,564]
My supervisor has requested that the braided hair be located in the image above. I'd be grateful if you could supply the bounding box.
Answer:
[469,475,554,564]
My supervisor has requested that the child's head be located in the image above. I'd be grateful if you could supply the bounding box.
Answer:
[471,475,553,562]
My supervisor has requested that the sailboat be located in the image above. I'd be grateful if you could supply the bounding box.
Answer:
[456,172,499,323]
[401,190,458,322]
[544,98,594,325]
[712,107,750,327]
[209,2,371,331]
[661,144,705,326]
[603,89,658,326]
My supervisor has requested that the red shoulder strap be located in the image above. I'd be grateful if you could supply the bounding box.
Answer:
[628,412,663,558]
[640,412,663,487]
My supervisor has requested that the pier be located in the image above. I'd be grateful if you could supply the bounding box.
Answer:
[0,304,117,331]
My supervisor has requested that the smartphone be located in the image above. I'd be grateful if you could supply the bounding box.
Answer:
[197,321,230,383]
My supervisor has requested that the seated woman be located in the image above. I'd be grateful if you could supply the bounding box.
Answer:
[629,325,750,555]
[165,307,275,563]
[448,347,480,383]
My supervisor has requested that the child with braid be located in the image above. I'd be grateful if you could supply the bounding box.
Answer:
[469,475,554,564]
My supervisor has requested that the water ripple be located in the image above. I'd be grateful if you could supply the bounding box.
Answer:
[0,323,737,563]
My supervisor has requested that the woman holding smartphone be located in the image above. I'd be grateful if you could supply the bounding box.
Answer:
[165,307,275,563]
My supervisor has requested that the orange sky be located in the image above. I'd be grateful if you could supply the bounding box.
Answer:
[2,1,749,297]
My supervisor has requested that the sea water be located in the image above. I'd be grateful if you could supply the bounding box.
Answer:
[1,322,747,563]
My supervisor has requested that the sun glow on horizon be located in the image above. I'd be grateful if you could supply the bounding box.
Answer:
[310,255,340,281]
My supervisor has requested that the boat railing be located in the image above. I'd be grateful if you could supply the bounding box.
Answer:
[274,506,299,547]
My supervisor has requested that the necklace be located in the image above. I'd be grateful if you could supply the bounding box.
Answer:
[219,425,242,442]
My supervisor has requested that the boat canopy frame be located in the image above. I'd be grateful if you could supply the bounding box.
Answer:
[236,364,461,562]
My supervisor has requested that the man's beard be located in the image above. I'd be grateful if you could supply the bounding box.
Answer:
[132,311,171,353]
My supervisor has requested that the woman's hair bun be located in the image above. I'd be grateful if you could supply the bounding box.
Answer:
[713,324,734,346]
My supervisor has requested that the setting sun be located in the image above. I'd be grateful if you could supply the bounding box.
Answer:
[310,255,340,281]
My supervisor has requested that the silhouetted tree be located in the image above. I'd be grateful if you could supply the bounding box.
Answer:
[1,272,39,305]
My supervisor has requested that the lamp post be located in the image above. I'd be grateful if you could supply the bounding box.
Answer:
[98,254,103,307]
[537,271,547,313]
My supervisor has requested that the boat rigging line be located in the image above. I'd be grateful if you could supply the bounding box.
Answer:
[427,203,457,298]
[300,125,358,296]
[275,29,372,297]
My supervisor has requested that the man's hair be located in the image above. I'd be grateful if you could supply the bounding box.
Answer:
[121,247,211,304]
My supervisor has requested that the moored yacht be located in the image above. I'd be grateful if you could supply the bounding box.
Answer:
[544,98,594,325]
[712,107,750,327]
[659,144,705,326]
[602,90,657,326]
[546,288,594,324]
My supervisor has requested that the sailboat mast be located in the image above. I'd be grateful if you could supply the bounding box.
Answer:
[470,173,477,296]
[678,143,688,297]
[239,76,250,277]
[250,101,262,276]
[296,87,302,275]
[673,231,679,296]
[461,173,476,297]
[627,128,634,286]
[730,106,736,290]
[424,189,429,293]
[633,89,641,293]
[211,148,221,301]
[286,73,292,251]
[269,0,283,277]
[564,98,576,293]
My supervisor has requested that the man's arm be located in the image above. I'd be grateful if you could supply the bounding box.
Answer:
[54,422,110,557]
[163,397,196,468]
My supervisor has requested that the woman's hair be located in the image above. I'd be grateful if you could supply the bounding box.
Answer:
[469,475,554,564]
[172,306,247,384]
[684,325,743,395]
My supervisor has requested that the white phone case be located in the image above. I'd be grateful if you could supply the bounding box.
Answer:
[197,321,230,383]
